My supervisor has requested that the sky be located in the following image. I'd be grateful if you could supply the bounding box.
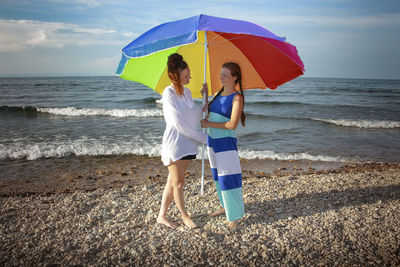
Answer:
[0,0,399,79]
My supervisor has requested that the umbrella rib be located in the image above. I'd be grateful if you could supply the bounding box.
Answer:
[207,32,268,90]
[253,35,304,71]
[205,31,220,44]
[207,32,249,47]
[207,32,304,71]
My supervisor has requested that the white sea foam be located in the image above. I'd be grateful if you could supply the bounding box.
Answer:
[0,139,162,160]
[0,141,351,162]
[36,107,163,118]
[238,149,349,162]
[313,118,400,129]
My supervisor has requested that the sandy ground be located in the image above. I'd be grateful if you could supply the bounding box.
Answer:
[0,155,346,195]
[1,157,399,265]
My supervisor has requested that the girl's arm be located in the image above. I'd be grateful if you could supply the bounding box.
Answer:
[201,94,243,130]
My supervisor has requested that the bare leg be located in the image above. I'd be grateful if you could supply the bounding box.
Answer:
[168,160,197,229]
[157,174,176,229]
[210,208,225,217]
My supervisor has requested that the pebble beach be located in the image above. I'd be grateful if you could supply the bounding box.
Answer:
[1,158,400,266]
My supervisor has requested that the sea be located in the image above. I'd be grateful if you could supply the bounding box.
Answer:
[1,76,399,164]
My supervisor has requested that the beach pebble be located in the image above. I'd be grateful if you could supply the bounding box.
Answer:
[1,163,400,266]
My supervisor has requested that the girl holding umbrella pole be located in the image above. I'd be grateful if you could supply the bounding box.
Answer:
[201,62,245,229]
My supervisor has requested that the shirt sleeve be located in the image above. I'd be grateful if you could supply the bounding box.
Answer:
[187,89,204,121]
[163,87,206,144]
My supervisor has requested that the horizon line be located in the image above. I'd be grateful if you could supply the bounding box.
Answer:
[0,74,399,81]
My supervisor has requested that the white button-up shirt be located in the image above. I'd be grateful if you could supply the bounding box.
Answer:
[161,85,206,166]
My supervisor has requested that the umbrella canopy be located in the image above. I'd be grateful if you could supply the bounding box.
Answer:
[116,14,304,98]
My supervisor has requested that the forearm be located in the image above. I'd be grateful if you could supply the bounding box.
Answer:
[205,120,238,130]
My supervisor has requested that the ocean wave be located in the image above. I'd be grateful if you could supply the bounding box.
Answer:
[246,101,307,107]
[319,86,400,94]
[0,140,162,160]
[239,150,349,162]
[0,141,350,162]
[1,105,38,113]
[245,113,311,121]
[313,118,400,128]
[0,106,163,118]
[118,97,161,104]
[37,107,163,117]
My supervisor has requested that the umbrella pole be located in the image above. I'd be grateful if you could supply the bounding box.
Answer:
[201,31,208,195]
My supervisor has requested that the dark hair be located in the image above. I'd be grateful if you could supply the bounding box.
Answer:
[167,53,188,95]
[209,62,246,126]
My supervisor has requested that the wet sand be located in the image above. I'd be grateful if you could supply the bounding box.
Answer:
[0,155,346,196]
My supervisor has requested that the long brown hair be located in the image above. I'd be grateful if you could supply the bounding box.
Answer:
[209,62,246,126]
[167,53,188,96]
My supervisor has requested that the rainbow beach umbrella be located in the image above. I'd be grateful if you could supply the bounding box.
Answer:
[116,14,305,193]
[116,14,304,98]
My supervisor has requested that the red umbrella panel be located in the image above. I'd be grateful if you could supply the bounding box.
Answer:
[206,31,304,92]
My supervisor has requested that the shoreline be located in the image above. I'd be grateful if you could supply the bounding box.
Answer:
[0,158,399,265]
[0,154,375,196]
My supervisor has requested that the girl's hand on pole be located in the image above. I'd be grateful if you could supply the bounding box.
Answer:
[201,83,209,100]
[200,119,209,128]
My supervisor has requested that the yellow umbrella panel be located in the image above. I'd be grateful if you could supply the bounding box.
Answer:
[119,31,211,99]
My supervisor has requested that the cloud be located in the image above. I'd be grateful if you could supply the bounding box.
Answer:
[73,27,117,35]
[0,19,127,52]
[121,32,138,39]
[49,0,102,7]
[244,13,400,30]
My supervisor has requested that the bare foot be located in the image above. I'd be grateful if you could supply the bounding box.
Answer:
[226,220,239,229]
[182,215,198,229]
[210,208,225,217]
[156,216,177,229]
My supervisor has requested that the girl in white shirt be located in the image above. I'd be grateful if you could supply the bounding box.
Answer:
[157,53,206,229]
